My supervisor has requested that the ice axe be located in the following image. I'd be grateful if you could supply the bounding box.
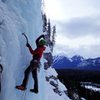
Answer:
[22,33,28,44]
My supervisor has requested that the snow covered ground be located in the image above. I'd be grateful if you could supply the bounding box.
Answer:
[84,85,100,92]
[81,82,100,92]
[81,84,100,92]
[45,67,70,100]
[0,0,70,100]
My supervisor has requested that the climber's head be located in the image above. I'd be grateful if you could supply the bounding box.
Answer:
[39,39,47,46]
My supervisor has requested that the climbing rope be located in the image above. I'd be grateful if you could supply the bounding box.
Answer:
[0,64,3,73]
[21,90,27,100]
[0,64,3,92]
[0,73,2,92]
[24,90,27,100]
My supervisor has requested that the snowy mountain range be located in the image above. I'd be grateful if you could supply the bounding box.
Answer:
[53,55,100,70]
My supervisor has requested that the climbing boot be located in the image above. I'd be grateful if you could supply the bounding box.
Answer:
[16,85,26,91]
[30,89,38,93]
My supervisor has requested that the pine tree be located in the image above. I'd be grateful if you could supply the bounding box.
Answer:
[42,13,47,32]
[50,25,56,52]
[47,19,51,38]
[52,25,56,46]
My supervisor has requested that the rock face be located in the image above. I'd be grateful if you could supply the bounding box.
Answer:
[44,52,53,69]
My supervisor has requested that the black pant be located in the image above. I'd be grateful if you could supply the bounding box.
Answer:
[0,80,1,92]
[22,60,38,90]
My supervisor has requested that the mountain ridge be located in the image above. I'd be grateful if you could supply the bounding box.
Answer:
[53,55,100,71]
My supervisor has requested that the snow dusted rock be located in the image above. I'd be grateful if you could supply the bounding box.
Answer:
[57,79,67,92]
[81,97,86,100]
[45,67,58,78]
[45,67,69,97]
[44,52,53,69]
[45,81,70,100]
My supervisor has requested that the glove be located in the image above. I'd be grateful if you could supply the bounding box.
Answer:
[26,42,30,47]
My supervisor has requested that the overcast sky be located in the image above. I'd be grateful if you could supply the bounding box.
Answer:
[44,0,100,58]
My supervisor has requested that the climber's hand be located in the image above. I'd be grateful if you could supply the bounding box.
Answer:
[26,42,30,47]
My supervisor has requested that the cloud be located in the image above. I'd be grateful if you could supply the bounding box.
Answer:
[86,0,100,9]
[54,27,100,58]
[45,0,100,58]
[56,16,100,38]
[54,43,100,59]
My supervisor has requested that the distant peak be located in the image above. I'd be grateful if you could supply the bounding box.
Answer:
[71,55,84,61]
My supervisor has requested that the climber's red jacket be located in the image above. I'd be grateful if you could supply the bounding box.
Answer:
[27,45,46,61]
[27,35,46,61]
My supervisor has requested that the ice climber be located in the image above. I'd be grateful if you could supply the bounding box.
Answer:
[16,34,47,93]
